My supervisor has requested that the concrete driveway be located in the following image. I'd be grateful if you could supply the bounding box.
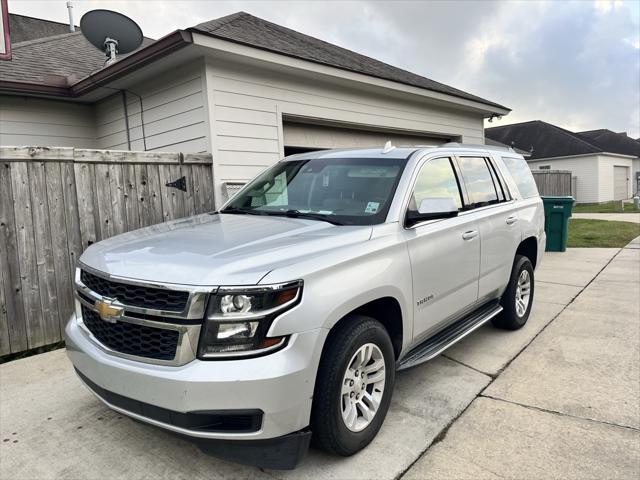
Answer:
[572,212,640,223]
[2,244,639,479]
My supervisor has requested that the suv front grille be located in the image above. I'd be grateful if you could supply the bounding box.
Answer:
[81,305,179,361]
[80,270,189,312]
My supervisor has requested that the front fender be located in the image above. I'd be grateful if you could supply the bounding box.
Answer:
[264,239,413,352]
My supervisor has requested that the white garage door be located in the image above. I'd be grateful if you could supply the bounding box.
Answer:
[614,166,629,200]
[283,122,448,154]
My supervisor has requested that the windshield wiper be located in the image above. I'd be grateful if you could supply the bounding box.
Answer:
[220,207,267,216]
[279,209,344,226]
[222,207,343,225]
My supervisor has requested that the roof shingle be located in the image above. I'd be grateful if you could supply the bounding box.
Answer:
[486,121,640,160]
[0,30,154,85]
[1,11,507,112]
[577,129,640,157]
[193,12,508,111]
[8,14,73,43]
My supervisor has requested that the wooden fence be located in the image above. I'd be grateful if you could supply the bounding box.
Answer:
[531,170,573,197]
[0,147,214,356]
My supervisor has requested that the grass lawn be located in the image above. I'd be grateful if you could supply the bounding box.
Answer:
[567,218,640,248]
[572,201,640,214]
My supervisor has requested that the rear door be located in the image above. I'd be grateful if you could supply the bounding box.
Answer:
[403,157,481,342]
[455,156,520,301]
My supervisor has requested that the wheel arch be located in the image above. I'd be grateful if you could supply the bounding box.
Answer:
[325,296,404,360]
[516,236,538,269]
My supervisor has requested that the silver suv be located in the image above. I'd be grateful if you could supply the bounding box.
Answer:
[65,144,545,469]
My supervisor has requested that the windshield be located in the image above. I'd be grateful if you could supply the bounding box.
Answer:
[222,158,407,225]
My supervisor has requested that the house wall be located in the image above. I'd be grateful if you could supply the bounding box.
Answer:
[0,95,96,148]
[529,154,637,202]
[528,155,600,203]
[203,58,486,206]
[94,62,208,153]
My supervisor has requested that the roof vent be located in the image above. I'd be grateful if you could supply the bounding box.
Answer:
[67,2,75,32]
[382,141,396,154]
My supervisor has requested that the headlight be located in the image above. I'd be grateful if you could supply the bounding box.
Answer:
[197,280,302,359]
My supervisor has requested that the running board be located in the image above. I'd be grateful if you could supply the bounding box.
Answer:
[397,301,503,371]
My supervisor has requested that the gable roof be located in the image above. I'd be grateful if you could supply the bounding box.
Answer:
[0,29,154,87]
[0,11,507,112]
[486,121,640,160]
[193,12,508,111]
[8,13,74,43]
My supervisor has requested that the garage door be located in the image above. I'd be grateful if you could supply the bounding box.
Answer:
[283,122,448,155]
[614,166,629,200]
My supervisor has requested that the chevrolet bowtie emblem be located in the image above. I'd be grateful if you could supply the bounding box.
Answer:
[95,298,123,323]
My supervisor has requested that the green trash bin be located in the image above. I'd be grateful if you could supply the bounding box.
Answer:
[542,196,575,252]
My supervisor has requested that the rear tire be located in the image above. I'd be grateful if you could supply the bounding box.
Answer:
[311,315,395,456]
[493,255,534,330]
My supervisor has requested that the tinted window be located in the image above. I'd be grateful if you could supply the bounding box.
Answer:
[487,159,507,201]
[502,156,540,198]
[459,157,499,206]
[224,157,406,225]
[410,157,462,210]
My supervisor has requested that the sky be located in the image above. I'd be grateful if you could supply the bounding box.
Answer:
[7,0,640,138]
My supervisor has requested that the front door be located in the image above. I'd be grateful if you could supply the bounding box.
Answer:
[403,157,481,343]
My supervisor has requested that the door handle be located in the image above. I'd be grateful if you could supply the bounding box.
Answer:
[462,230,478,240]
[506,216,518,225]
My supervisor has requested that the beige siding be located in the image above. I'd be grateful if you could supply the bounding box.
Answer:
[597,154,634,200]
[283,122,442,149]
[528,155,600,203]
[205,59,485,205]
[95,64,208,153]
[0,96,96,148]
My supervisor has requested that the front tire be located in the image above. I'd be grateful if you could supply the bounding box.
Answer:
[493,255,534,330]
[311,315,395,456]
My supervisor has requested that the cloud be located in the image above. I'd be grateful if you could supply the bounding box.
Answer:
[8,0,640,137]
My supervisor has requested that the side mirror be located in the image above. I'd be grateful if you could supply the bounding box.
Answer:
[406,197,459,227]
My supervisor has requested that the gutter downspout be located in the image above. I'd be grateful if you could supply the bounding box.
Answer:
[121,90,132,150]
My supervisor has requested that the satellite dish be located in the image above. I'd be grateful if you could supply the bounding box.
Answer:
[80,9,143,62]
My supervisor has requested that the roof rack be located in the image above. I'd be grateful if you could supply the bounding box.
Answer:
[439,142,515,153]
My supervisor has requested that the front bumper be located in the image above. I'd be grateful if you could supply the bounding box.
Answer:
[65,314,328,443]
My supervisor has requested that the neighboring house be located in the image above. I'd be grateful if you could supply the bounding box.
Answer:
[486,121,640,203]
[0,12,509,206]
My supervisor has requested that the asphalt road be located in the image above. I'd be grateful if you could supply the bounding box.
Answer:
[1,243,638,479]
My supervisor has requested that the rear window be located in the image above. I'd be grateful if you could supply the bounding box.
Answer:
[501,156,539,199]
[458,156,499,207]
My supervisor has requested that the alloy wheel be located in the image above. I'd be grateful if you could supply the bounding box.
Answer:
[340,343,386,432]
[515,269,531,317]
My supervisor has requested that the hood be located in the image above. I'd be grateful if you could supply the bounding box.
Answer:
[79,213,372,286]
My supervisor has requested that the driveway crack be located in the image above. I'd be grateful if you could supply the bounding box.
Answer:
[441,354,496,378]
[480,394,640,432]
